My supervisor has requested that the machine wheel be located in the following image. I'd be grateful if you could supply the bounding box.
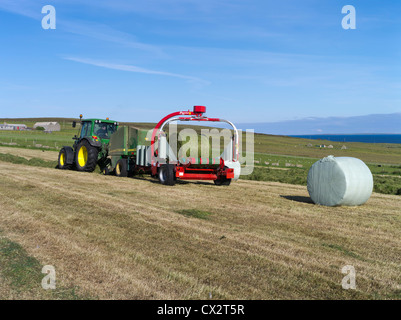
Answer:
[103,166,113,175]
[75,140,99,172]
[214,177,231,186]
[158,164,176,186]
[115,159,128,177]
[58,147,73,170]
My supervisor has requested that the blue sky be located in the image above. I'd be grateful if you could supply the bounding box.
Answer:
[0,0,400,123]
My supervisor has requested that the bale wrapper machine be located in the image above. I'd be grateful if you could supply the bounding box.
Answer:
[59,106,241,186]
[148,105,241,185]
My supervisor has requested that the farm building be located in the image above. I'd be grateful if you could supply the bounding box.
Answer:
[33,122,61,132]
[0,122,27,130]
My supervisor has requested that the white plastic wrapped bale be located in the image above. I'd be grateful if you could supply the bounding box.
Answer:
[307,156,373,206]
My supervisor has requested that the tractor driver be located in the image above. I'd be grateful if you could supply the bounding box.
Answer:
[96,124,109,138]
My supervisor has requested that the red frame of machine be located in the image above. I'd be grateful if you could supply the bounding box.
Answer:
[150,106,238,181]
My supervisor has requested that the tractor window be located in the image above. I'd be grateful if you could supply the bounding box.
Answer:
[94,123,117,139]
[80,122,91,138]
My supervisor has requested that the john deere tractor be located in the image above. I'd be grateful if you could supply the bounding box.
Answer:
[57,116,118,172]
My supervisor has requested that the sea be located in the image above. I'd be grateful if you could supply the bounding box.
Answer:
[289,134,401,144]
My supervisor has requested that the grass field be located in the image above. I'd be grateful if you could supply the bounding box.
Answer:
[0,160,400,299]
[1,117,401,195]
[0,118,400,300]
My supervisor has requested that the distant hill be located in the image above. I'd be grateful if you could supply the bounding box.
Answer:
[2,113,401,135]
[237,113,401,135]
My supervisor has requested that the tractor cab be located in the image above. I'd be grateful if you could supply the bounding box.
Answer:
[77,119,119,144]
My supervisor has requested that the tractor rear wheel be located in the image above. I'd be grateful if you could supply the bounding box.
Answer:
[115,159,128,177]
[58,147,73,170]
[75,140,98,172]
[159,164,176,186]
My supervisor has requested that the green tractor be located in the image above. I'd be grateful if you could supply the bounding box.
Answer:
[57,115,118,172]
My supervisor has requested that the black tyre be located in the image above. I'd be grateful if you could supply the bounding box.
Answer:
[103,166,113,175]
[58,147,74,170]
[158,164,176,186]
[115,159,128,177]
[75,140,99,172]
[214,177,231,186]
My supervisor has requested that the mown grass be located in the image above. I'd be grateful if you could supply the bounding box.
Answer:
[1,146,400,196]
[0,153,57,168]
[373,176,401,195]
[241,166,307,186]
[322,243,365,261]
[176,209,213,220]
[0,231,90,299]
[242,152,401,195]
[0,237,43,290]
[1,162,400,299]
[241,165,401,195]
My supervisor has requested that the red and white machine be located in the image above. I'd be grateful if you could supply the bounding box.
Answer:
[150,106,241,185]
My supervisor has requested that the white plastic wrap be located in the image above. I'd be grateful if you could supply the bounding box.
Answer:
[307,156,373,206]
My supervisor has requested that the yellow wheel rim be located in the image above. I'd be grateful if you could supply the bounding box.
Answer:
[116,163,121,176]
[78,146,88,167]
[60,152,65,166]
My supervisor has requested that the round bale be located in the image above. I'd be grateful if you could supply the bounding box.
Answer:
[307,156,373,206]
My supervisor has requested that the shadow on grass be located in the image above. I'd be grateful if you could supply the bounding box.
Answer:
[280,195,314,204]
[175,209,213,220]
[0,234,92,299]
[128,175,214,186]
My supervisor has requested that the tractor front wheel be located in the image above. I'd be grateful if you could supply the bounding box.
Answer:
[75,140,98,172]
